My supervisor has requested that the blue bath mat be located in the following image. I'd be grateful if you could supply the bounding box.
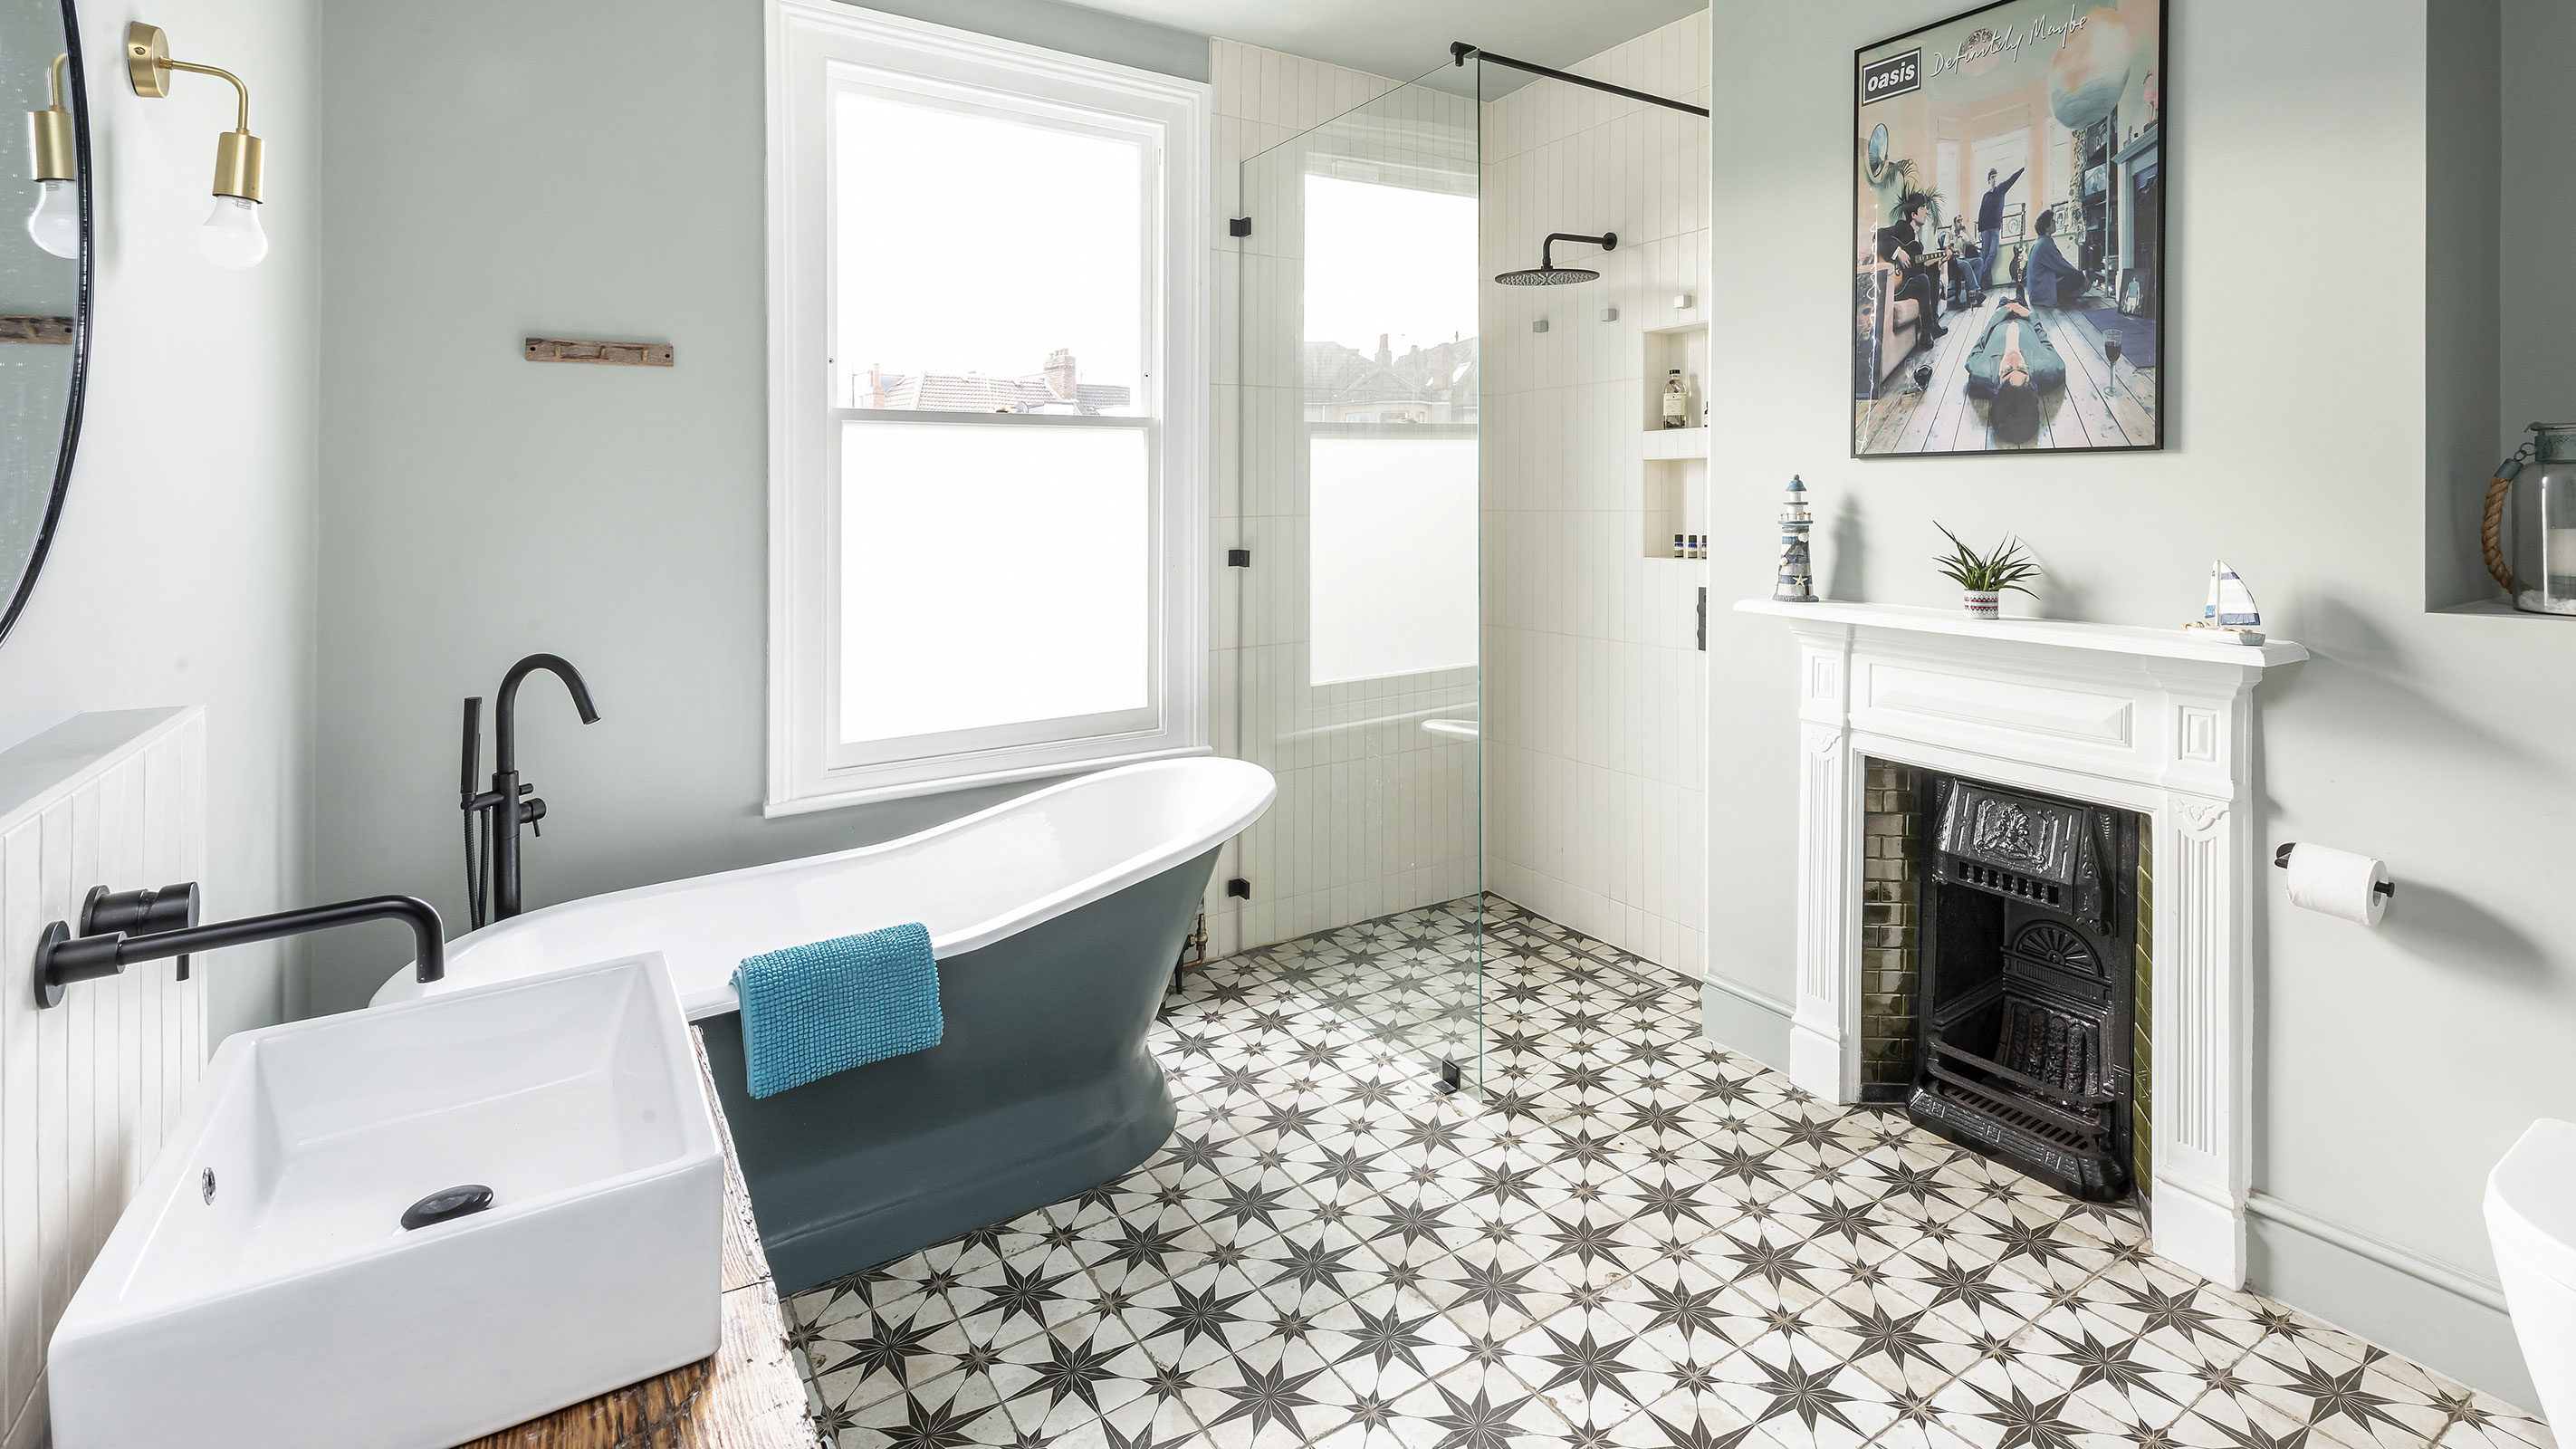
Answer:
[733,922,942,1099]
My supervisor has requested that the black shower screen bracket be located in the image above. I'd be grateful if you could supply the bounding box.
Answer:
[1449,41,1710,119]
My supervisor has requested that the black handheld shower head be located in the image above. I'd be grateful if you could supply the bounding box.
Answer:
[1496,231,1616,286]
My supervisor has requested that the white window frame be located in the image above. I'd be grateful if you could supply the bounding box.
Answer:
[765,0,1210,815]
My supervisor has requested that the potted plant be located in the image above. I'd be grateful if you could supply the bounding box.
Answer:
[1934,523,2039,619]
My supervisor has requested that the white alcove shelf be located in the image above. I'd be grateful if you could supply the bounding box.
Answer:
[1642,321,1709,431]
[1642,321,1710,558]
[1643,457,1709,560]
[1644,427,1709,460]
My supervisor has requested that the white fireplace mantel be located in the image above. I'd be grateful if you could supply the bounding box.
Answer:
[1736,599,2307,1287]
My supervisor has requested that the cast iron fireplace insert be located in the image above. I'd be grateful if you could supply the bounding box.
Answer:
[1909,772,2140,1202]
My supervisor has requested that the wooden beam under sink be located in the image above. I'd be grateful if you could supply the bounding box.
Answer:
[463,1030,819,1449]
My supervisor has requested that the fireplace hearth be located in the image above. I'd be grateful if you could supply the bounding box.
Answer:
[1909,772,2140,1202]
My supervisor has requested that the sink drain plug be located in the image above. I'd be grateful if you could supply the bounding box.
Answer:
[400,1184,494,1231]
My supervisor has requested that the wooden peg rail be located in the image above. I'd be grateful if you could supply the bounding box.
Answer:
[524,336,675,367]
[0,314,75,345]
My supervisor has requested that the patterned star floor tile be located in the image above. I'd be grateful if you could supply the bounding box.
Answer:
[1173,1340,1366,1448]
[2166,1370,2337,1449]
[2000,1300,2209,1425]
[1826,1291,1998,1398]
[1939,1343,2212,1449]
[2072,1257,2273,1367]
[2228,1333,2457,1449]
[835,1364,1031,1447]
[1039,1392,1207,1449]
[2436,1405,2559,1449]
[1493,1303,1689,1427]
[1692,1340,1906,1449]
[787,896,2552,1449]
[1370,1360,1580,1449]
[805,1291,979,1417]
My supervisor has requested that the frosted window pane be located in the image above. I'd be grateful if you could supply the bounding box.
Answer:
[1309,437,1478,686]
[839,423,1149,742]
[835,92,1144,417]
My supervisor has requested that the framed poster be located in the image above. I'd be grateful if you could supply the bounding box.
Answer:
[1852,2,2165,456]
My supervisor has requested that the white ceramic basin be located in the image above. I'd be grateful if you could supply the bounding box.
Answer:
[49,954,724,1449]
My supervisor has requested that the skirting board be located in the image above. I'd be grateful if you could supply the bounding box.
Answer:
[1700,972,1792,1073]
[2248,1193,2506,1312]
[2246,1193,2534,1412]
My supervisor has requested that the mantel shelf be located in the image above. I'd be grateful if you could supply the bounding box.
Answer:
[1733,598,2309,668]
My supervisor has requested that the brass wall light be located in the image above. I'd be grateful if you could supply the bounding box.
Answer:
[24,53,77,260]
[124,22,266,269]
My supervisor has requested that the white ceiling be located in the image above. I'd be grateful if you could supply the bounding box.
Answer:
[1065,0,1709,88]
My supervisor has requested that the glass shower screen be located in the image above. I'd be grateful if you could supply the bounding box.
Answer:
[1230,69,1483,1094]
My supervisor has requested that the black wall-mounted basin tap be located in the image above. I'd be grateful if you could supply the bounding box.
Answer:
[34,891,445,1009]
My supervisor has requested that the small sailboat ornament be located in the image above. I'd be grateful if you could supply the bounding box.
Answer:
[2188,561,2265,644]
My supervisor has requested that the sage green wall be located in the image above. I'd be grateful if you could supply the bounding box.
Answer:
[1702,0,2561,1406]
[306,0,1206,1015]
[0,0,320,1041]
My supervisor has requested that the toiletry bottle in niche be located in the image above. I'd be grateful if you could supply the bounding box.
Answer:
[1672,533,1686,559]
[1663,369,1688,429]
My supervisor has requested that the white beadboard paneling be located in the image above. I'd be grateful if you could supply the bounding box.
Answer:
[0,708,207,1448]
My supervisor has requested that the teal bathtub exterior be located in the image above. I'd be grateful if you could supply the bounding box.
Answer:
[696,848,1214,1291]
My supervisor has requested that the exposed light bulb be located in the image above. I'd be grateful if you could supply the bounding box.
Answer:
[25,178,77,260]
[198,194,266,270]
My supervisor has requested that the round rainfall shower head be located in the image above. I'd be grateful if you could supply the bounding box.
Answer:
[1497,230,1615,286]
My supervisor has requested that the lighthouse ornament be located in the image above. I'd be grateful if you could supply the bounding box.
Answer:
[1775,475,1817,602]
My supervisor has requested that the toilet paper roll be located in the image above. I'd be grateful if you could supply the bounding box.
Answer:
[2283,842,2391,926]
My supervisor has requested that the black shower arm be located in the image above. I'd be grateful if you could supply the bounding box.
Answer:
[1451,42,1711,120]
[1539,233,1615,269]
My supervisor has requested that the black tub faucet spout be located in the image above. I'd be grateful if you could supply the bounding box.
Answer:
[461,653,602,928]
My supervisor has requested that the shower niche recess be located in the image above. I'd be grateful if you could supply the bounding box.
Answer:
[1642,320,1708,559]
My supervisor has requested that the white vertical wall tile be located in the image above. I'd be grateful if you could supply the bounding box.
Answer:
[1211,40,1479,954]
[1482,13,1710,978]
[1208,20,1708,972]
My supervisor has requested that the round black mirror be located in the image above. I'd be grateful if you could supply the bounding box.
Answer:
[0,0,91,648]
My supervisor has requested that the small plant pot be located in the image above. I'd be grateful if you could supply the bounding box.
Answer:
[1962,590,2001,619]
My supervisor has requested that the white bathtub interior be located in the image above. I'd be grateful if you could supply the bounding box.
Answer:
[376,756,1275,1019]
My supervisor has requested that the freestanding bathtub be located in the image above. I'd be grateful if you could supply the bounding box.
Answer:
[373,756,1275,1291]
